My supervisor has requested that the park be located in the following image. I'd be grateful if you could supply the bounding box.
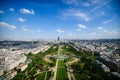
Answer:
[12,44,110,80]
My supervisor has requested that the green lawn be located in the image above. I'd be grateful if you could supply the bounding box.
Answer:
[36,72,46,80]
[56,68,68,80]
[11,73,25,80]
[58,60,65,68]
[56,60,68,80]
[36,71,52,80]
[59,45,73,55]
[74,73,90,80]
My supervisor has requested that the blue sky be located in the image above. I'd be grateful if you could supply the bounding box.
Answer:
[0,0,120,40]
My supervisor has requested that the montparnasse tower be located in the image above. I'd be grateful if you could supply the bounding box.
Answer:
[58,36,60,41]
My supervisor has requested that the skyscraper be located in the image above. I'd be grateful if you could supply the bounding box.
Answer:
[58,36,60,41]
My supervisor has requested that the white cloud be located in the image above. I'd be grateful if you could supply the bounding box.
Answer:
[97,27,103,30]
[66,33,76,38]
[75,12,90,21]
[102,18,114,24]
[100,11,105,15]
[97,26,119,36]
[20,8,35,14]
[90,32,96,35]
[0,10,4,14]
[18,18,26,22]
[77,28,82,31]
[83,2,90,7]
[103,29,118,34]
[0,22,16,29]
[90,0,111,12]
[56,29,64,33]
[83,0,102,7]
[36,30,42,32]
[77,24,86,29]
[62,9,90,21]
[9,8,14,11]
[63,0,78,5]
[22,28,33,32]
[90,0,100,4]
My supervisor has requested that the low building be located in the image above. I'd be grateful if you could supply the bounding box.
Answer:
[10,70,17,79]
[110,72,120,80]
[16,63,28,72]
[0,70,17,80]
[0,68,4,76]
[94,60,110,72]
[99,55,120,72]
[4,54,27,72]
[101,64,110,72]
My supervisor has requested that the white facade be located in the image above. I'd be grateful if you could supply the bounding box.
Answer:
[4,54,27,72]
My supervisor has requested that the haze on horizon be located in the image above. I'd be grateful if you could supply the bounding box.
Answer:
[0,0,120,40]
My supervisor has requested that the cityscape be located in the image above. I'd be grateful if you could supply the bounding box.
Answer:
[0,38,120,80]
[0,0,120,80]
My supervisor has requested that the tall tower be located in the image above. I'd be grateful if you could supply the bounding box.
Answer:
[58,36,60,41]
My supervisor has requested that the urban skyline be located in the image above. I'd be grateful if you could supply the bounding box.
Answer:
[0,0,120,40]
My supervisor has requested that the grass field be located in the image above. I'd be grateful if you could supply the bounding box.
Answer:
[11,73,25,80]
[56,68,68,80]
[74,73,90,80]
[36,72,46,80]
[58,60,65,68]
[56,60,68,80]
